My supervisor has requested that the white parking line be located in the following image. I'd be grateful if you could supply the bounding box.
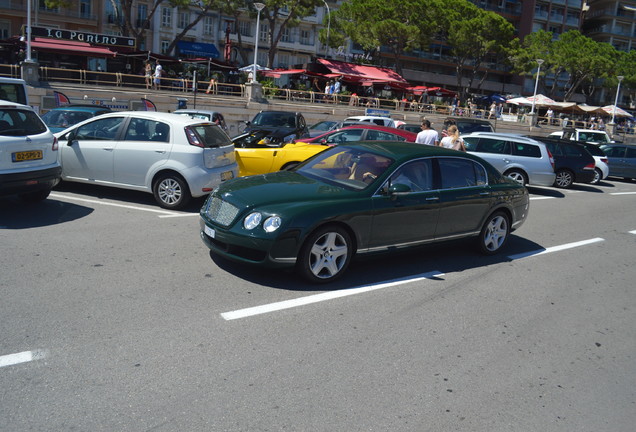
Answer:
[507,237,605,260]
[610,192,636,195]
[629,230,636,235]
[530,196,556,200]
[221,271,444,320]
[50,193,180,216]
[0,350,46,368]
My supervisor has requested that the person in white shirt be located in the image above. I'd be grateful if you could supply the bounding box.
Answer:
[415,119,439,145]
[438,125,466,151]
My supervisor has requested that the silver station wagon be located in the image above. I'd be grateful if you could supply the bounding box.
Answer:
[463,132,556,187]
[55,111,238,209]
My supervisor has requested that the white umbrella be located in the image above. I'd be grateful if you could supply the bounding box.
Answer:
[599,105,632,118]
[238,64,271,73]
[506,96,532,106]
[526,94,556,106]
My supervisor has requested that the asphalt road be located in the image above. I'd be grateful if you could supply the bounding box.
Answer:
[1,178,635,431]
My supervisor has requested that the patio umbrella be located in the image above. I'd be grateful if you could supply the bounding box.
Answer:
[526,94,556,106]
[506,96,532,106]
[599,105,632,118]
[238,64,271,73]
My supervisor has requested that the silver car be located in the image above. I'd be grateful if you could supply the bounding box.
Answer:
[463,132,556,186]
[600,144,636,180]
[55,111,238,209]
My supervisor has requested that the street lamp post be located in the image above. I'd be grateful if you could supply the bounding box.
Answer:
[252,2,265,83]
[530,59,544,121]
[611,75,624,125]
[322,1,331,58]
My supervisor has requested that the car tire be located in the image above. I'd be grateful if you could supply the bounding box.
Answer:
[590,168,602,185]
[297,225,353,283]
[477,211,510,255]
[504,169,528,186]
[153,173,191,210]
[554,169,574,188]
[19,189,51,202]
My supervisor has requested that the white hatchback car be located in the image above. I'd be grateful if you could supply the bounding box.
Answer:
[463,132,556,187]
[55,111,238,209]
[0,101,61,202]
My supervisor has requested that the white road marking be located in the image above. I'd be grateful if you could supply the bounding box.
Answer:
[629,230,636,235]
[158,213,200,218]
[50,193,181,216]
[508,237,605,260]
[610,192,636,195]
[0,350,46,368]
[221,271,444,320]
[530,196,556,200]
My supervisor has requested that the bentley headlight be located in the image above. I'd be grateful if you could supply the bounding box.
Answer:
[263,216,282,233]
[243,212,262,230]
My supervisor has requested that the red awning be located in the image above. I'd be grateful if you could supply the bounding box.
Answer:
[30,38,116,57]
[316,58,409,85]
[260,68,308,78]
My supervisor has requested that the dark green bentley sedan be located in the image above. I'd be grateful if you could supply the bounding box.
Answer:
[200,142,529,283]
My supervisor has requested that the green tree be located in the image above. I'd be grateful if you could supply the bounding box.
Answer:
[331,0,436,76]
[254,0,326,68]
[615,50,636,107]
[441,1,518,99]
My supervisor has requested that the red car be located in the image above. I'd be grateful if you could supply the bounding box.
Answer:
[296,124,417,145]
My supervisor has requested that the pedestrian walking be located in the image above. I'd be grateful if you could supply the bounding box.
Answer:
[415,119,439,146]
[153,60,162,90]
[439,125,466,151]
[144,61,152,89]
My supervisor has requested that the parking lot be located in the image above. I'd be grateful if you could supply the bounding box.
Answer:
[1,178,635,431]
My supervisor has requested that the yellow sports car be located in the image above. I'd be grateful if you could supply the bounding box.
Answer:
[233,130,328,177]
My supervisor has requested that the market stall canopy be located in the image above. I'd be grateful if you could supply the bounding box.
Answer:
[30,37,116,57]
[316,58,409,85]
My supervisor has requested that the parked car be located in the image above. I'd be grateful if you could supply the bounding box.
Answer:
[54,111,238,209]
[242,110,308,144]
[344,115,395,128]
[200,142,529,283]
[531,136,596,188]
[599,143,636,180]
[307,120,338,137]
[174,109,228,131]
[445,117,494,134]
[299,124,417,144]
[0,77,29,105]
[549,128,613,145]
[41,105,112,133]
[462,132,555,186]
[0,101,61,202]
[577,142,610,184]
[232,125,416,177]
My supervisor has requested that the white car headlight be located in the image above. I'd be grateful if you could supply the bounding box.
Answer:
[263,216,282,233]
[243,212,262,230]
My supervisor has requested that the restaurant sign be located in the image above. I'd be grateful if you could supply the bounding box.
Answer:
[26,26,136,48]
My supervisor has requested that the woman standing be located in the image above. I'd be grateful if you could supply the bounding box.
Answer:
[438,125,466,151]
[144,61,152,89]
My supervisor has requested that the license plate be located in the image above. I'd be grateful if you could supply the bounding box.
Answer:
[204,225,216,238]
[220,170,234,181]
[12,150,43,162]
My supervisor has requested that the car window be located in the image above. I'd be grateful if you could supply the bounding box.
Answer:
[388,160,433,192]
[511,142,541,158]
[602,146,625,158]
[626,148,636,158]
[325,129,364,144]
[438,157,487,189]
[582,144,605,156]
[189,124,232,148]
[366,130,402,141]
[476,138,510,154]
[124,118,167,142]
[562,144,583,157]
[74,117,124,140]
[0,108,47,136]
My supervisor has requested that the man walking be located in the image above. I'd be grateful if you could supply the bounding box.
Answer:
[415,119,439,146]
